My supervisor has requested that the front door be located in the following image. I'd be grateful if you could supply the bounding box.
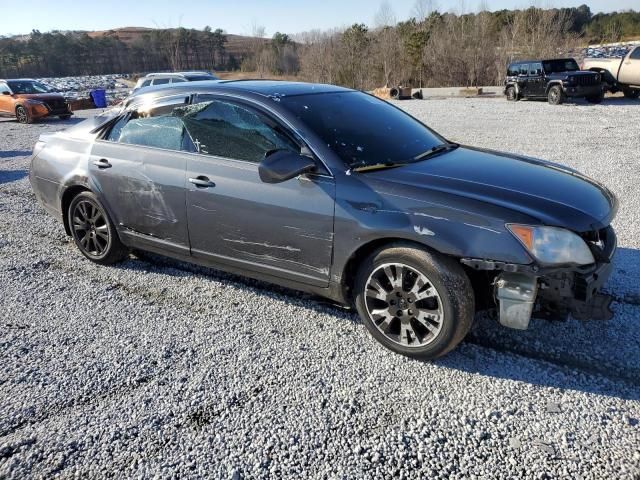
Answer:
[182,97,335,287]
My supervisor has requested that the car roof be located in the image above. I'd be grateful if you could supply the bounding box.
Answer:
[1,78,37,82]
[144,71,212,78]
[130,80,353,100]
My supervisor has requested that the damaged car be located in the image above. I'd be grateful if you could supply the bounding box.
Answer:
[29,81,617,359]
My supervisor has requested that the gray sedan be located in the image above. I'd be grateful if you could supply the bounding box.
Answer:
[29,80,617,359]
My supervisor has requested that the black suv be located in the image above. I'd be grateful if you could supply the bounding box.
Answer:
[505,58,604,105]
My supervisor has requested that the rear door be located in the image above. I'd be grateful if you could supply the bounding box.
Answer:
[517,64,530,96]
[528,62,545,96]
[182,96,336,286]
[89,95,193,253]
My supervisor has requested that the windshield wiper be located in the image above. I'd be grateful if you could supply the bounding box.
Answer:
[351,161,406,173]
[413,142,459,161]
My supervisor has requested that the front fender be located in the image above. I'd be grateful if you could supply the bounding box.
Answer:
[545,81,564,94]
[331,172,534,283]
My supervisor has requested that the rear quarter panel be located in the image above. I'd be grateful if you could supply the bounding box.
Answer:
[30,135,93,218]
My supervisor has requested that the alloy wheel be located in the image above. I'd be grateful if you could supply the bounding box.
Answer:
[364,263,444,348]
[71,199,110,257]
[16,107,28,124]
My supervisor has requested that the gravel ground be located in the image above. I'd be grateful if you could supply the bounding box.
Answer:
[1,99,639,479]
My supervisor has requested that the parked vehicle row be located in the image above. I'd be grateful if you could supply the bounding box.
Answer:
[504,48,640,104]
[29,80,618,359]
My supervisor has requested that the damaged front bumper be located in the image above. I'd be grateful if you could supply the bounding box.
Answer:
[462,226,617,329]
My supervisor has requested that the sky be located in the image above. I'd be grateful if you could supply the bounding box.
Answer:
[1,0,637,37]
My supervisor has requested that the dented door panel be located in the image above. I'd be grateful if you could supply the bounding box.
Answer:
[89,141,189,247]
[186,154,335,286]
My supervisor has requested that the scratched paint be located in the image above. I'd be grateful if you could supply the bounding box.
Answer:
[413,225,435,236]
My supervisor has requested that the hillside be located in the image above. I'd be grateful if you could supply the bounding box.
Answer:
[86,26,264,58]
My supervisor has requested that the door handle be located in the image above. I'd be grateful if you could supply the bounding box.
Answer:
[93,158,112,169]
[189,176,216,188]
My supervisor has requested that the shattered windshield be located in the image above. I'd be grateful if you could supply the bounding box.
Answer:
[278,91,444,168]
[7,80,53,94]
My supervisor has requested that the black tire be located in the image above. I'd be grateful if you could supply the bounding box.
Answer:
[15,105,32,124]
[623,88,640,100]
[59,114,72,120]
[505,86,518,102]
[586,92,604,104]
[547,85,564,105]
[354,243,475,360]
[67,191,128,265]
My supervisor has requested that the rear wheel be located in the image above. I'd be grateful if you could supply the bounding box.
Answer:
[68,191,128,265]
[623,87,640,99]
[505,86,518,101]
[547,85,564,105]
[15,105,32,124]
[354,244,475,359]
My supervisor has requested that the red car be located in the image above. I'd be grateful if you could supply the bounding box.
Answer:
[0,78,72,124]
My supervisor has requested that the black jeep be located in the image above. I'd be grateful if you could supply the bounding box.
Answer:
[504,58,604,105]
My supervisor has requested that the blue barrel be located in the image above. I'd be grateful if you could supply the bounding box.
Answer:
[90,89,107,108]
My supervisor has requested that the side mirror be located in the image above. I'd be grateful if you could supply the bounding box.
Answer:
[259,150,316,184]
[2,91,11,95]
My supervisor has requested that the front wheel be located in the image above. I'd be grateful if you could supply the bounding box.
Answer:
[547,85,565,105]
[15,105,32,124]
[505,86,518,101]
[623,88,640,99]
[68,191,128,265]
[354,244,475,359]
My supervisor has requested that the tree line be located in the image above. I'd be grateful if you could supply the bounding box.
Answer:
[0,27,236,78]
[0,4,639,89]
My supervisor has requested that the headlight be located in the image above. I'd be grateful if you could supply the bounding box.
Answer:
[507,224,595,266]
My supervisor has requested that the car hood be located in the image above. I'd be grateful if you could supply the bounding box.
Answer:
[548,70,598,79]
[15,93,66,101]
[360,146,617,232]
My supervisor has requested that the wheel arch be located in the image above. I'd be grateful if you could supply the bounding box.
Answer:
[545,81,564,94]
[60,184,92,235]
[339,237,446,304]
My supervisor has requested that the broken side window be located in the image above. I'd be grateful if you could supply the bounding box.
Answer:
[105,98,193,152]
[174,100,299,162]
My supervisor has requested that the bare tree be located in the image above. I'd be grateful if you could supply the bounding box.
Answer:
[412,0,438,21]
[374,1,397,28]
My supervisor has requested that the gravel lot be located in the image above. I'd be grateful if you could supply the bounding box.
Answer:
[1,98,639,479]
